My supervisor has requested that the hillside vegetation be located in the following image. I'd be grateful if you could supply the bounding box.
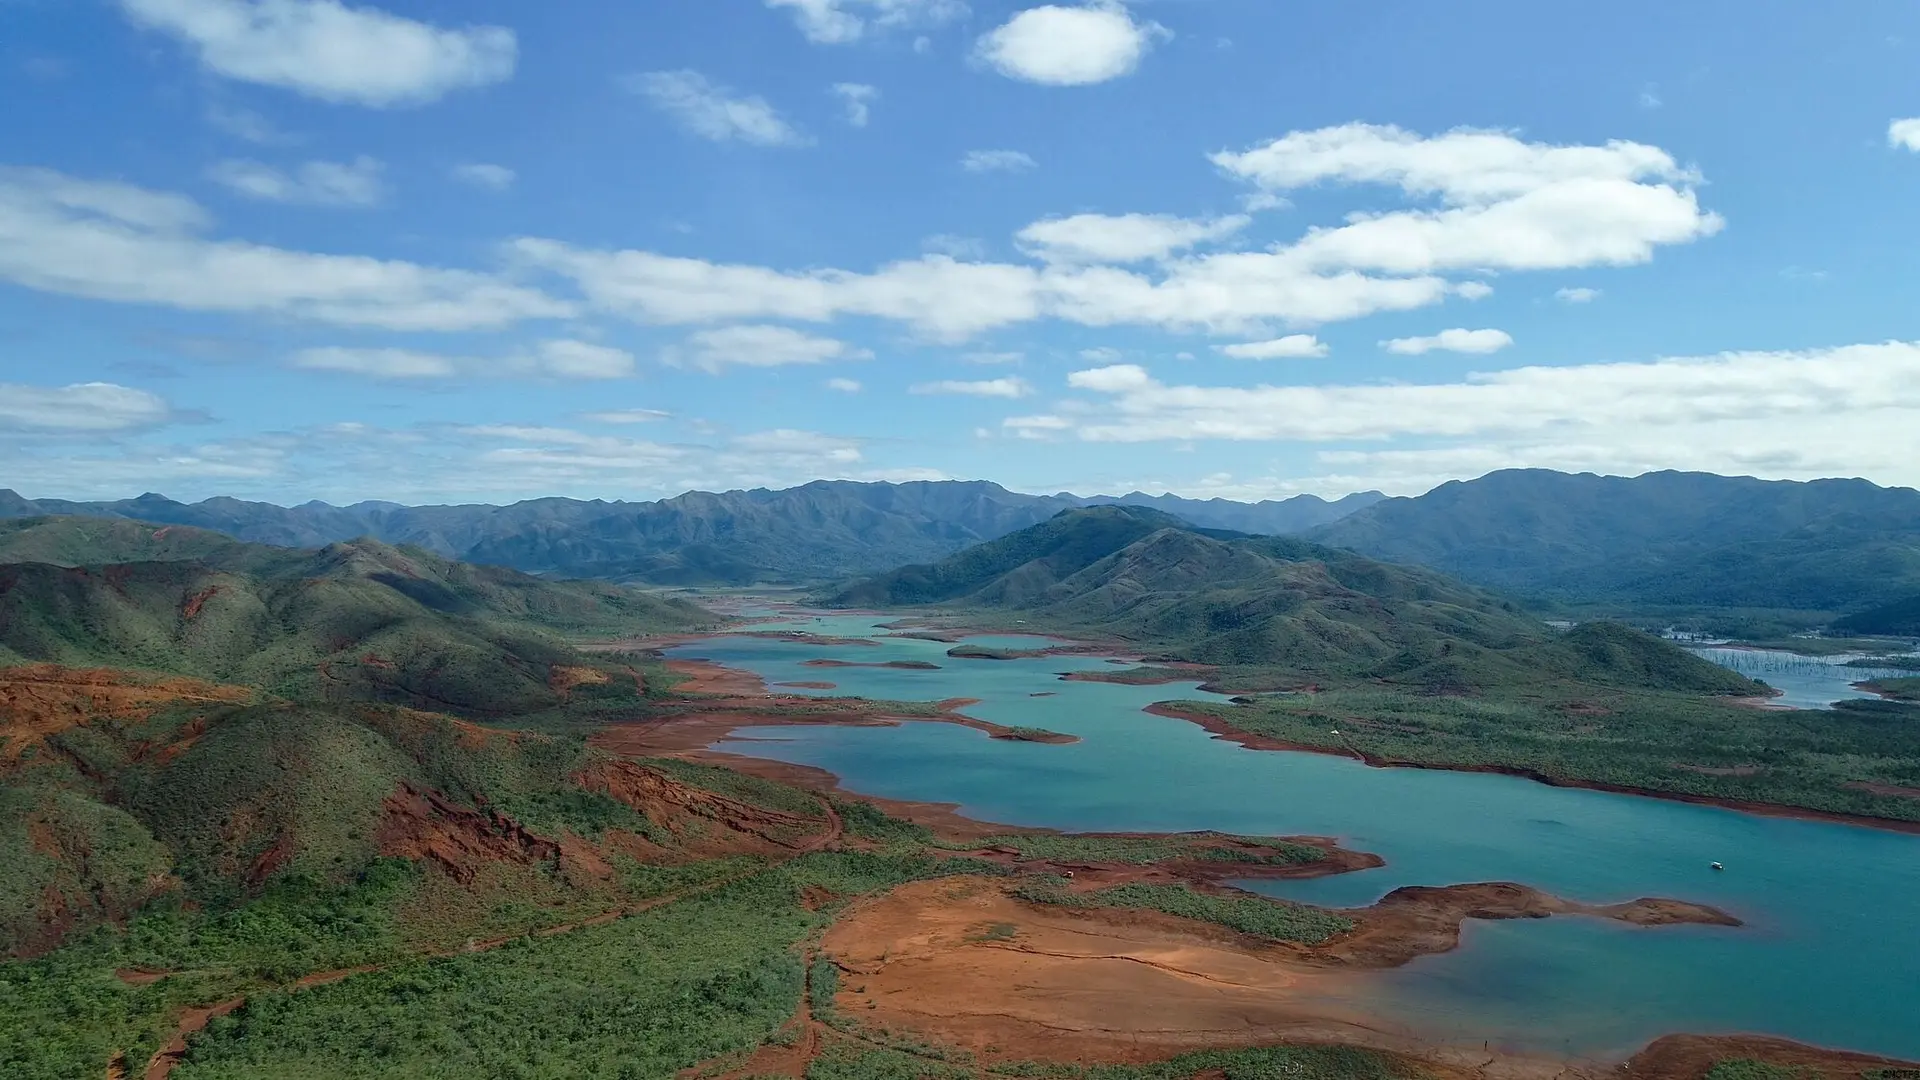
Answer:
[0,518,712,715]
[0,481,1381,587]
[826,506,1758,696]
[1305,469,1920,619]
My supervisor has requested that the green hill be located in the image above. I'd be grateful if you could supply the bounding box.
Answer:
[0,519,714,716]
[1833,595,1920,636]
[0,516,247,567]
[825,506,1756,694]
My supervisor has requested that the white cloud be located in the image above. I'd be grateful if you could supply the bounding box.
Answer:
[961,149,1036,173]
[451,163,515,191]
[766,0,965,44]
[1555,286,1601,303]
[582,408,671,424]
[1638,84,1662,110]
[831,82,878,126]
[511,125,1719,343]
[0,166,572,330]
[1212,124,1722,274]
[1382,328,1513,355]
[1216,334,1326,359]
[1001,413,1072,439]
[1079,346,1121,361]
[974,2,1169,86]
[1049,342,1920,451]
[626,70,808,147]
[117,0,515,107]
[963,350,1022,364]
[291,346,458,378]
[1016,212,1249,264]
[289,339,635,379]
[0,382,178,432]
[826,377,863,392]
[665,324,873,372]
[206,156,385,206]
[909,376,1032,398]
[1890,118,1920,151]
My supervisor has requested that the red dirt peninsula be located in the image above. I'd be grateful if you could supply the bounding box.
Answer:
[815,874,1740,1070]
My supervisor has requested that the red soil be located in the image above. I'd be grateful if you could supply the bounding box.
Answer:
[0,664,252,765]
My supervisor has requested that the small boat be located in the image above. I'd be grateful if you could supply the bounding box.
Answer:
[1710,862,1724,871]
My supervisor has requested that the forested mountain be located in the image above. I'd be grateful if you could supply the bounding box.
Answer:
[0,518,711,715]
[826,506,1757,694]
[1306,470,1920,613]
[0,482,1381,586]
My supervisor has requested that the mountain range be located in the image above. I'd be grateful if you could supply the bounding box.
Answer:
[0,483,1383,587]
[1307,470,1920,616]
[827,505,1758,695]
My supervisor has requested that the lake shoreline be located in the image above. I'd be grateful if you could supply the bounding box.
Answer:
[1144,702,1920,836]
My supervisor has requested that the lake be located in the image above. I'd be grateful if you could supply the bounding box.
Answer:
[669,616,1920,1062]
[1685,645,1918,710]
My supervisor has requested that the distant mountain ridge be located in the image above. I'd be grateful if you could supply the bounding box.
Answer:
[1305,469,1920,615]
[824,505,1758,695]
[0,482,1384,586]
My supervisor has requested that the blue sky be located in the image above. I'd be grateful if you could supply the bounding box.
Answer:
[4,0,1919,506]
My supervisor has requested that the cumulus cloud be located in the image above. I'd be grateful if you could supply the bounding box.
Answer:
[0,382,179,432]
[1211,124,1722,274]
[0,166,572,330]
[1890,118,1920,151]
[1216,334,1326,359]
[909,376,1032,397]
[1382,328,1513,355]
[975,2,1169,86]
[511,124,1718,343]
[826,377,863,392]
[290,339,636,379]
[626,70,808,147]
[1048,342,1920,453]
[117,0,515,107]
[451,163,515,191]
[961,149,1036,173]
[832,82,878,126]
[664,324,873,372]
[1555,286,1601,303]
[766,0,966,44]
[206,156,385,206]
[1016,212,1249,264]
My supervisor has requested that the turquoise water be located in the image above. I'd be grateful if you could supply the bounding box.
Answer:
[669,616,1920,1061]
[1685,645,1919,710]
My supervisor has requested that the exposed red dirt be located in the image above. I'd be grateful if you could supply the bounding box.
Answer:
[180,585,221,620]
[377,783,562,884]
[666,658,771,696]
[0,664,252,765]
[1144,703,1920,835]
[776,681,839,690]
[1624,1034,1920,1080]
[547,663,612,699]
[574,757,836,855]
[816,875,1731,1073]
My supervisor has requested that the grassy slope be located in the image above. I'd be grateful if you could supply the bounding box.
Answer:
[0,520,714,716]
[825,507,1758,696]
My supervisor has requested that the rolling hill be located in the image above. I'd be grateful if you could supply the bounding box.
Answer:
[0,518,713,716]
[1305,470,1920,615]
[0,481,1383,586]
[825,506,1757,694]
